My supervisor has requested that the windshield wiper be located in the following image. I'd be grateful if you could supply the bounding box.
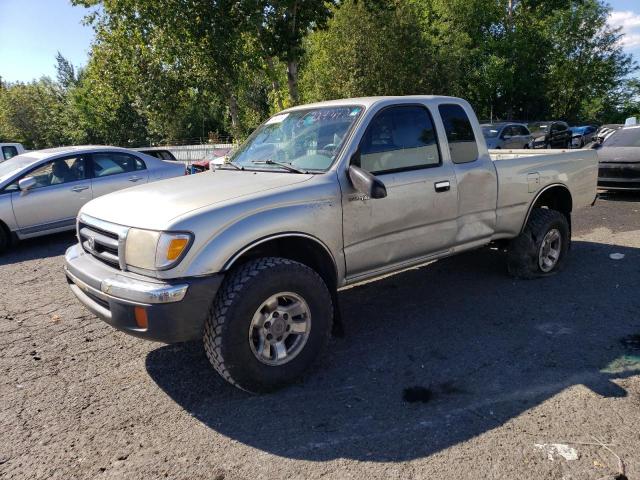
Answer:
[251,159,308,174]
[220,160,243,170]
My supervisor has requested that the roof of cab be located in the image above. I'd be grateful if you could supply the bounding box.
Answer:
[281,95,465,112]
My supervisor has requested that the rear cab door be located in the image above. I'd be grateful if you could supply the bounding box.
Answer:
[90,151,149,198]
[437,102,498,248]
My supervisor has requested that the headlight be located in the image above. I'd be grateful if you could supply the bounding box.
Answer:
[125,229,193,270]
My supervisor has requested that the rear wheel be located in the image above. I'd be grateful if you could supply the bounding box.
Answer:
[507,208,570,279]
[203,257,333,393]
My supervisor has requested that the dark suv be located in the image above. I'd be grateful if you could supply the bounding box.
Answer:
[528,121,572,149]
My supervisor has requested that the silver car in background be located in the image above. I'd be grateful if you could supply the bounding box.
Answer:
[481,123,532,149]
[0,146,185,251]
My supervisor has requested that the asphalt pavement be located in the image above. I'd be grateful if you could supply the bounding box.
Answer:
[1,192,639,480]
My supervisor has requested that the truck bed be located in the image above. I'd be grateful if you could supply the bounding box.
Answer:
[488,148,599,238]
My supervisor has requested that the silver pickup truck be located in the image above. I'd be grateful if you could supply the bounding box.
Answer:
[65,96,598,392]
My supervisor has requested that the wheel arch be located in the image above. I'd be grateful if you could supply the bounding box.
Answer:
[223,233,339,291]
[521,184,573,233]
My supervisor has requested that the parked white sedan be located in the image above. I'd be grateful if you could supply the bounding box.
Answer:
[0,146,185,251]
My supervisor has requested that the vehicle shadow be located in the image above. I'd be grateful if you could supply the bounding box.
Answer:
[145,240,640,462]
[0,231,76,266]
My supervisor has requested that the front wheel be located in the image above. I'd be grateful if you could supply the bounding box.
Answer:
[203,257,333,393]
[507,208,570,279]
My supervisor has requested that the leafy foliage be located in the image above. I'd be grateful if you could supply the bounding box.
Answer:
[1,0,637,149]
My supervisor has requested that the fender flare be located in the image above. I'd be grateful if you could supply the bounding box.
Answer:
[520,183,572,234]
[222,232,338,275]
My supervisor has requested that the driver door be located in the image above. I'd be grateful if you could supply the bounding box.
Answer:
[340,104,458,280]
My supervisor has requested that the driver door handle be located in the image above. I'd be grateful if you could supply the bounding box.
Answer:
[71,185,89,192]
[434,180,450,192]
[128,176,143,182]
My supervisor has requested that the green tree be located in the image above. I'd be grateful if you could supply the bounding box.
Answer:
[301,0,433,101]
[244,0,338,105]
[0,79,69,148]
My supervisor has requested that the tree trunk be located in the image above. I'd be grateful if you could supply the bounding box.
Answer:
[287,60,299,106]
[228,94,240,137]
[266,57,285,111]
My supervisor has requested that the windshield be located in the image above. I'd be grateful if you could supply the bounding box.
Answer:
[481,126,501,138]
[229,105,364,172]
[603,127,640,148]
[0,154,38,183]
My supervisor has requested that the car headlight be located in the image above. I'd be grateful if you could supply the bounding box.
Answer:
[125,229,193,270]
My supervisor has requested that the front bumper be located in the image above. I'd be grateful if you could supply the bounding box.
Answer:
[65,243,223,343]
[598,163,640,190]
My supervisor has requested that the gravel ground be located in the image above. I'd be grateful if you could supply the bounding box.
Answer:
[1,193,640,480]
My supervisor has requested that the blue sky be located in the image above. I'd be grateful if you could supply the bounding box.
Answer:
[1,0,640,83]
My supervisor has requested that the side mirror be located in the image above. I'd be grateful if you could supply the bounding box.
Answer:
[18,177,37,192]
[348,165,387,199]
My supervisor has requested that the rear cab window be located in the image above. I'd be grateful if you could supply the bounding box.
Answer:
[438,104,478,164]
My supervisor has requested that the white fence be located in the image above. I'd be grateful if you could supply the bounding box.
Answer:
[158,143,235,162]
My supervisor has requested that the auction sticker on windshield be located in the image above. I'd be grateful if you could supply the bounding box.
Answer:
[266,113,290,125]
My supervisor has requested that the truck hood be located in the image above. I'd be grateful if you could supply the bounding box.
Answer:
[597,147,640,164]
[80,170,314,230]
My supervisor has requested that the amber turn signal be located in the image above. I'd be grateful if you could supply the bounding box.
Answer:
[166,238,189,261]
[134,306,148,329]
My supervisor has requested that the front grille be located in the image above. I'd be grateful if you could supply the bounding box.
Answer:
[78,215,129,270]
[598,180,640,189]
[598,163,640,180]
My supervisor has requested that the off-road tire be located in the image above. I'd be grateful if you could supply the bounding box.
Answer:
[203,257,333,393]
[507,208,570,279]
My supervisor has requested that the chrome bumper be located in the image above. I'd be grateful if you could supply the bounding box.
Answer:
[64,243,188,305]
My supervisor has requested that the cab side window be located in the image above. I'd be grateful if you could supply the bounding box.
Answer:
[358,105,440,175]
[438,104,478,164]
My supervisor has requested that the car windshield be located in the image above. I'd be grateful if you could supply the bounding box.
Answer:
[603,127,640,148]
[0,154,38,183]
[481,126,500,138]
[229,105,364,172]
